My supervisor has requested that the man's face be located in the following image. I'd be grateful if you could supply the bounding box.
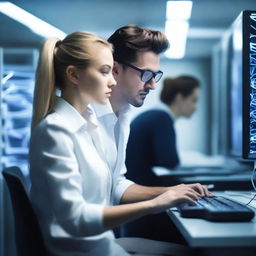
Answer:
[113,51,161,107]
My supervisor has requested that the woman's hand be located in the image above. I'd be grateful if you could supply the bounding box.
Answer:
[149,186,201,214]
[168,183,214,197]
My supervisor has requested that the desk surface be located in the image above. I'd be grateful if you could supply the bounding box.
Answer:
[167,191,256,247]
[153,166,252,190]
[180,173,252,183]
[153,166,250,177]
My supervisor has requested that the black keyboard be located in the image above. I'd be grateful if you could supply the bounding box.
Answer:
[176,196,255,222]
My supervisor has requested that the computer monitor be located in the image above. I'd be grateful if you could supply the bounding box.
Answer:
[228,10,256,160]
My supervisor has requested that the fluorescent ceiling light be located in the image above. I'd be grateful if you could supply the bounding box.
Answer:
[165,1,193,59]
[0,2,66,39]
[166,1,193,20]
[165,20,189,59]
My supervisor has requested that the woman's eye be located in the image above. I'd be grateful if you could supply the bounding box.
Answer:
[100,65,112,75]
[101,69,110,75]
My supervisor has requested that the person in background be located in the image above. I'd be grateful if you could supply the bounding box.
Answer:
[125,75,200,242]
[29,31,206,256]
[92,24,209,250]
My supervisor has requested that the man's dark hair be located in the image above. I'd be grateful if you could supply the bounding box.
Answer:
[160,76,200,105]
[108,24,169,63]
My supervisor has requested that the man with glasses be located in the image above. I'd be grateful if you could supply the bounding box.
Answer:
[92,24,209,254]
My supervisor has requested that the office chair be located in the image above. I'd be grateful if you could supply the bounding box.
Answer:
[2,166,48,256]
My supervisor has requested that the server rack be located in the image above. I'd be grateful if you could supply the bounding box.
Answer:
[1,48,38,256]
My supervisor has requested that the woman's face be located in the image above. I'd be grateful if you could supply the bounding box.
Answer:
[179,88,200,118]
[76,45,116,105]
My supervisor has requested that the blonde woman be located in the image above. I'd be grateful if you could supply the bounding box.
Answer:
[29,32,201,256]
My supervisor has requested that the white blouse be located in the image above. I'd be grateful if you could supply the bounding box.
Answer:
[29,97,130,256]
[92,102,134,205]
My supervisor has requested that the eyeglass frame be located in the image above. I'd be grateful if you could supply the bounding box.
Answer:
[120,61,163,83]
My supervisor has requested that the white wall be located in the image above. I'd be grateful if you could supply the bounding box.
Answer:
[129,57,212,154]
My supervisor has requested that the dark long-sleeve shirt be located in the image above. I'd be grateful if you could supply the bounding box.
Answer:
[125,109,180,186]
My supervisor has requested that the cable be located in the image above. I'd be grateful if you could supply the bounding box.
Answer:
[246,193,256,206]
[251,161,256,191]
[246,161,256,205]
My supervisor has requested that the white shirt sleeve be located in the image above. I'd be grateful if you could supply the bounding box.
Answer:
[30,122,105,237]
[112,165,134,205]
[112,112,135,205]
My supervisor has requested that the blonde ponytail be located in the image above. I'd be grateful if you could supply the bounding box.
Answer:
[31,38,60,129]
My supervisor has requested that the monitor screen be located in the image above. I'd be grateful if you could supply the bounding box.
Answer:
[248,13,256,158]
[228,11,256,159]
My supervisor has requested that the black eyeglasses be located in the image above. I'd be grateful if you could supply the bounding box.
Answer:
[121,62,163,83]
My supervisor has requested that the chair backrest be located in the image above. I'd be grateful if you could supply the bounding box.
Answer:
[2,166,48,256]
